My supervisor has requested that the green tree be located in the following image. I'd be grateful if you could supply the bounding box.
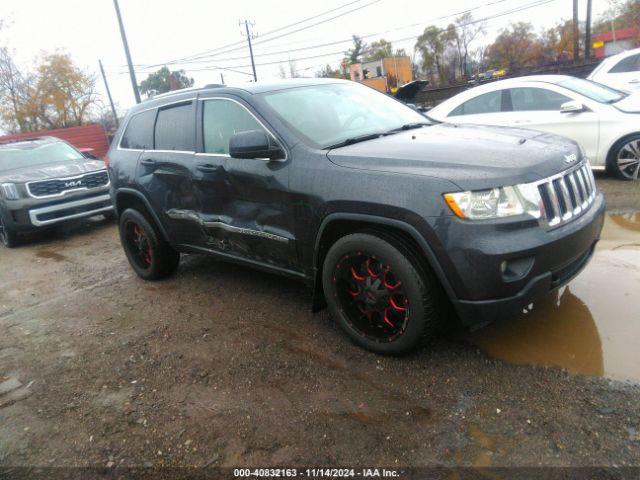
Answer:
[345,35,367,64]
[415,25,457,85]
[139,66,194,97]
[365,39,394,61]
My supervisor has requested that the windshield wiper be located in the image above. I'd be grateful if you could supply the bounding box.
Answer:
[324,122,431,149]
[384,122,430,134]
[325,133,384,150]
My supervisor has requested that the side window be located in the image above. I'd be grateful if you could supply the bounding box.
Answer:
[120,110,155,149]
[609,54,640,74]
[154,102,195,151]
[509,87,571,111]
[448,90,502,116]
[202,99,264,155]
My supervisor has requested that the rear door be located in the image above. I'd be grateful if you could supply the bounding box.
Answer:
[444,89,508,126]
[136,100,199,245]
[195,96,298,270]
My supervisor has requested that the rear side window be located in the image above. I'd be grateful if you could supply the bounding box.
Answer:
[509,87,571,111]
[449,90,502,116]
[609,54,640,73]
[120,110,155,149]
[202,99,263,155]
[154,102,195,151]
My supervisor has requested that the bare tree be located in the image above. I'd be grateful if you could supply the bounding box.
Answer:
[454,13,486,79]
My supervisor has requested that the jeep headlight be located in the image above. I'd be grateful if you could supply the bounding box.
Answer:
[0,183,20,200]
[444,183,542,220]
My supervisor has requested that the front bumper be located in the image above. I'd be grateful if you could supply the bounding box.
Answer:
[3,188,113,231]
[431,192,606,327]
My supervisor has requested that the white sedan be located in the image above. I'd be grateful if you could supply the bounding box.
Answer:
[427,75,640,180]
[588,47,640,93]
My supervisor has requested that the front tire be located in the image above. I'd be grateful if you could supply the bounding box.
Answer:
[0,211,20,248]
[322,233,441,355]
[119,208,180,280]
[608,134,640,180]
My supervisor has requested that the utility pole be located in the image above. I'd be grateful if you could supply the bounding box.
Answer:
[242,20,258,82]
[98,60,119,128]
[113,0,141,104]
[572,0,580,62]
[585,0,593,60]
[220,72,225,84]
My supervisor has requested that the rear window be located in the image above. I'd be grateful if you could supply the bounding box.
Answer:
[154,102,195,151]
[120,110,155,150]
[449,90,502,116]
[609,54,640,74]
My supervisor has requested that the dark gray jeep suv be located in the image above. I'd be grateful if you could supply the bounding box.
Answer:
[108,79,605,354]
[0,136,113,247]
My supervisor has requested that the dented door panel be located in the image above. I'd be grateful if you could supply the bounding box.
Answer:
[137,151,199,245]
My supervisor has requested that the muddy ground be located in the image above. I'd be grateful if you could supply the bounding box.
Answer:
[0,174,639,473]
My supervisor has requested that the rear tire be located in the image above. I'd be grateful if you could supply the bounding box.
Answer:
[119,208,179,280]
[322,233,441,355]
[607,133,640,181]
[0,211,20,248]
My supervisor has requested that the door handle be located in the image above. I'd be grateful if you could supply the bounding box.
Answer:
[140,158,156,166]
[196,164,221,173]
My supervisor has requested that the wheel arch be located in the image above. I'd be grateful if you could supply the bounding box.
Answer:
[604,131,640,170]
[311,213,459,316]
[114,188,172,244]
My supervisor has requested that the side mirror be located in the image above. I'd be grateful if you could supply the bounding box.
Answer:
[560,100,586,113]
[229,130,285,161]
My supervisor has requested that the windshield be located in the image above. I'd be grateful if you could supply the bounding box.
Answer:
[0,141,84,172]
[556,77,625,103]
[259,83,429,149]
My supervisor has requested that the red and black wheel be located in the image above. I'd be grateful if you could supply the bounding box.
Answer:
[322,233,442,355]
[119,208,180,280]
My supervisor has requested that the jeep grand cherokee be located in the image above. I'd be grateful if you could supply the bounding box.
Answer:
[0,137,113,247]
[108,79,605,354]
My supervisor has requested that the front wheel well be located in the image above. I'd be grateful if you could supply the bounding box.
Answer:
[312,219,451,316]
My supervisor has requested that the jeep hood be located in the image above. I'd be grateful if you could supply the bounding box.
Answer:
[326,123,582,190]
[0,159,106,183]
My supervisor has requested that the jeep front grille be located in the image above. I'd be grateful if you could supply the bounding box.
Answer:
[27,170,109,198]
[537,161,596,228]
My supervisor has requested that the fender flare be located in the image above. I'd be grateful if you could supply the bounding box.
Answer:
[311,212,459,312]
[114,187,172,244]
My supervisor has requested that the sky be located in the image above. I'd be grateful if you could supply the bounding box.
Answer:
[1,0,613,116]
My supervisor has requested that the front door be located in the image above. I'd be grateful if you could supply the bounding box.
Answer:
[502,87,600,163]
[194,96,298,271]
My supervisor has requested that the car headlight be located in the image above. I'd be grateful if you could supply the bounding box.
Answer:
[444,183,542,220]
[0,183,20,200]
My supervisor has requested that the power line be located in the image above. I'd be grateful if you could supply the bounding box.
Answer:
[141,0,373,69]
[130,0,526,72]
[158,0,559,73]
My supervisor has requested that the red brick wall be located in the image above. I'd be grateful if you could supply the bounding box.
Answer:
[0,124,110,159]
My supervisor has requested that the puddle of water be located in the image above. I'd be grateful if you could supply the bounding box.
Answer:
[35,250,67,262]
[468,213,640,383]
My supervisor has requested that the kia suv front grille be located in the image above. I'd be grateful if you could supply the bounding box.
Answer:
[27,170,109,198]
